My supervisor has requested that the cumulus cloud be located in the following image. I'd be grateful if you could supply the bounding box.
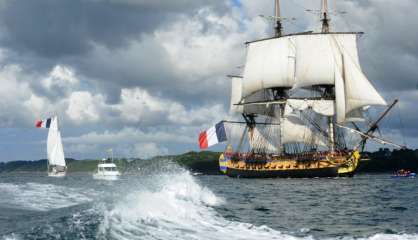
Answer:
[0,0,417,160]
[66,91,103,123]
[63,127,194,158]
[0,64,32,127]
[42,65,78,93]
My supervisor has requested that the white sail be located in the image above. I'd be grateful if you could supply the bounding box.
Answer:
[286,99,335,116]
[335,70,346,123]
[342,54,387,114]
[47,116,66,167]
[346,108,366,122]
[242,37,295,98]
[294,34,341,88]
[248,127,279,154]
[230,76,244,114]
[293,33,366,89]
[281,115,327,146]
[230,76,275,116]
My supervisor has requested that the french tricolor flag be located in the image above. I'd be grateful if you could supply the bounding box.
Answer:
[35,118,52,128]
[199,121,227,149]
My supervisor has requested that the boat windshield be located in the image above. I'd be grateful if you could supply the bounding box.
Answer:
[99,167,117,172]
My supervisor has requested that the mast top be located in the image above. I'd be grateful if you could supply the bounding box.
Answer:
[321,0,330,33]
[274,0,282,37]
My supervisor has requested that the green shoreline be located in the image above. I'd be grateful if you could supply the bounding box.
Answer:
[1,149,417,174]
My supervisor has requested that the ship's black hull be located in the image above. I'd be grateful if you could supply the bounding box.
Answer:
[226,166,339,178]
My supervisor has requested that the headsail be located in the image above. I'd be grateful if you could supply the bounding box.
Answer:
[342,53,387,115]
[47,116,66,167]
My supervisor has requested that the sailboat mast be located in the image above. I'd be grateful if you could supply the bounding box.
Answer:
[274,0,282,37]
[321,0,330,33]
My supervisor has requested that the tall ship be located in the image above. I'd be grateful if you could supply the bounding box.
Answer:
[199,0,404,178]
[36,115,67,177]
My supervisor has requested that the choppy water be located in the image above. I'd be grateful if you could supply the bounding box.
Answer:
[0,161,417,240]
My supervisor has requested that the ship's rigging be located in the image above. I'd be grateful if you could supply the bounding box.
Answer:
[226,0,402,156]
[197,0,406,178]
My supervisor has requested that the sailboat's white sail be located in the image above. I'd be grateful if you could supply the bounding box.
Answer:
[47,116,66,168]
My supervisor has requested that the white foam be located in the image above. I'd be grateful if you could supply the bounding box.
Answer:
[357,234,418,240]
[0,182,94,211]
[97,171,314,240]
[1,233,21,240]
[97,170,418,240]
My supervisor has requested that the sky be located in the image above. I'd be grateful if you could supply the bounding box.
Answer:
[0,0,417,161]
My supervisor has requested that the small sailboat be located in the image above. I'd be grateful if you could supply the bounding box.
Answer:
[36,116,67,177]
[93,149,121,180]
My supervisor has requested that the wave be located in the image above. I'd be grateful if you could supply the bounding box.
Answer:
[355,234,418,240]
[1,234,21,240]
[0,182,94,211]
[96,167,418,240]
[97,169,307,240]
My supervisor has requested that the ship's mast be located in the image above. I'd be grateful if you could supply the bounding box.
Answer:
[274,0,285,154]
[274,0,282,37]
[321,0,330,33]
[321,0,335,152]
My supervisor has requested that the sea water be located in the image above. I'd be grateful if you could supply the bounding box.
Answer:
[0,161,417,240]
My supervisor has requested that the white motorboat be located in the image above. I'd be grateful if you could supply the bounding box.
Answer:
[93,162,121,180]
[93,149,121,180]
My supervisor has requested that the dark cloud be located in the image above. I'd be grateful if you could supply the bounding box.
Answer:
[0,0,226,58]
[0,0,417,161]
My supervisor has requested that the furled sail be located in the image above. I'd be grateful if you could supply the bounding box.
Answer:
[242,37,296,98]
[47,116,66,167]
[285,99,335,116]
[281,115,327,147]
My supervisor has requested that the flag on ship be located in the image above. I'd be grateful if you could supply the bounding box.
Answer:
[199,121,227,149]
[35,118,52,128]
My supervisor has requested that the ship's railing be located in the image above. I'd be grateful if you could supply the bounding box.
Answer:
[226,150,350,163]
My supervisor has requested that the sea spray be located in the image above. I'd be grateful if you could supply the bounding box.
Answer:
[0,182,95,211]
[97,168,311,240]
[1,162,418,239]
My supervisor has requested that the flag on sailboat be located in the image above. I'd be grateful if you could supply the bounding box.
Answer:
[35,118,52,128]
[199,121,227,149]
